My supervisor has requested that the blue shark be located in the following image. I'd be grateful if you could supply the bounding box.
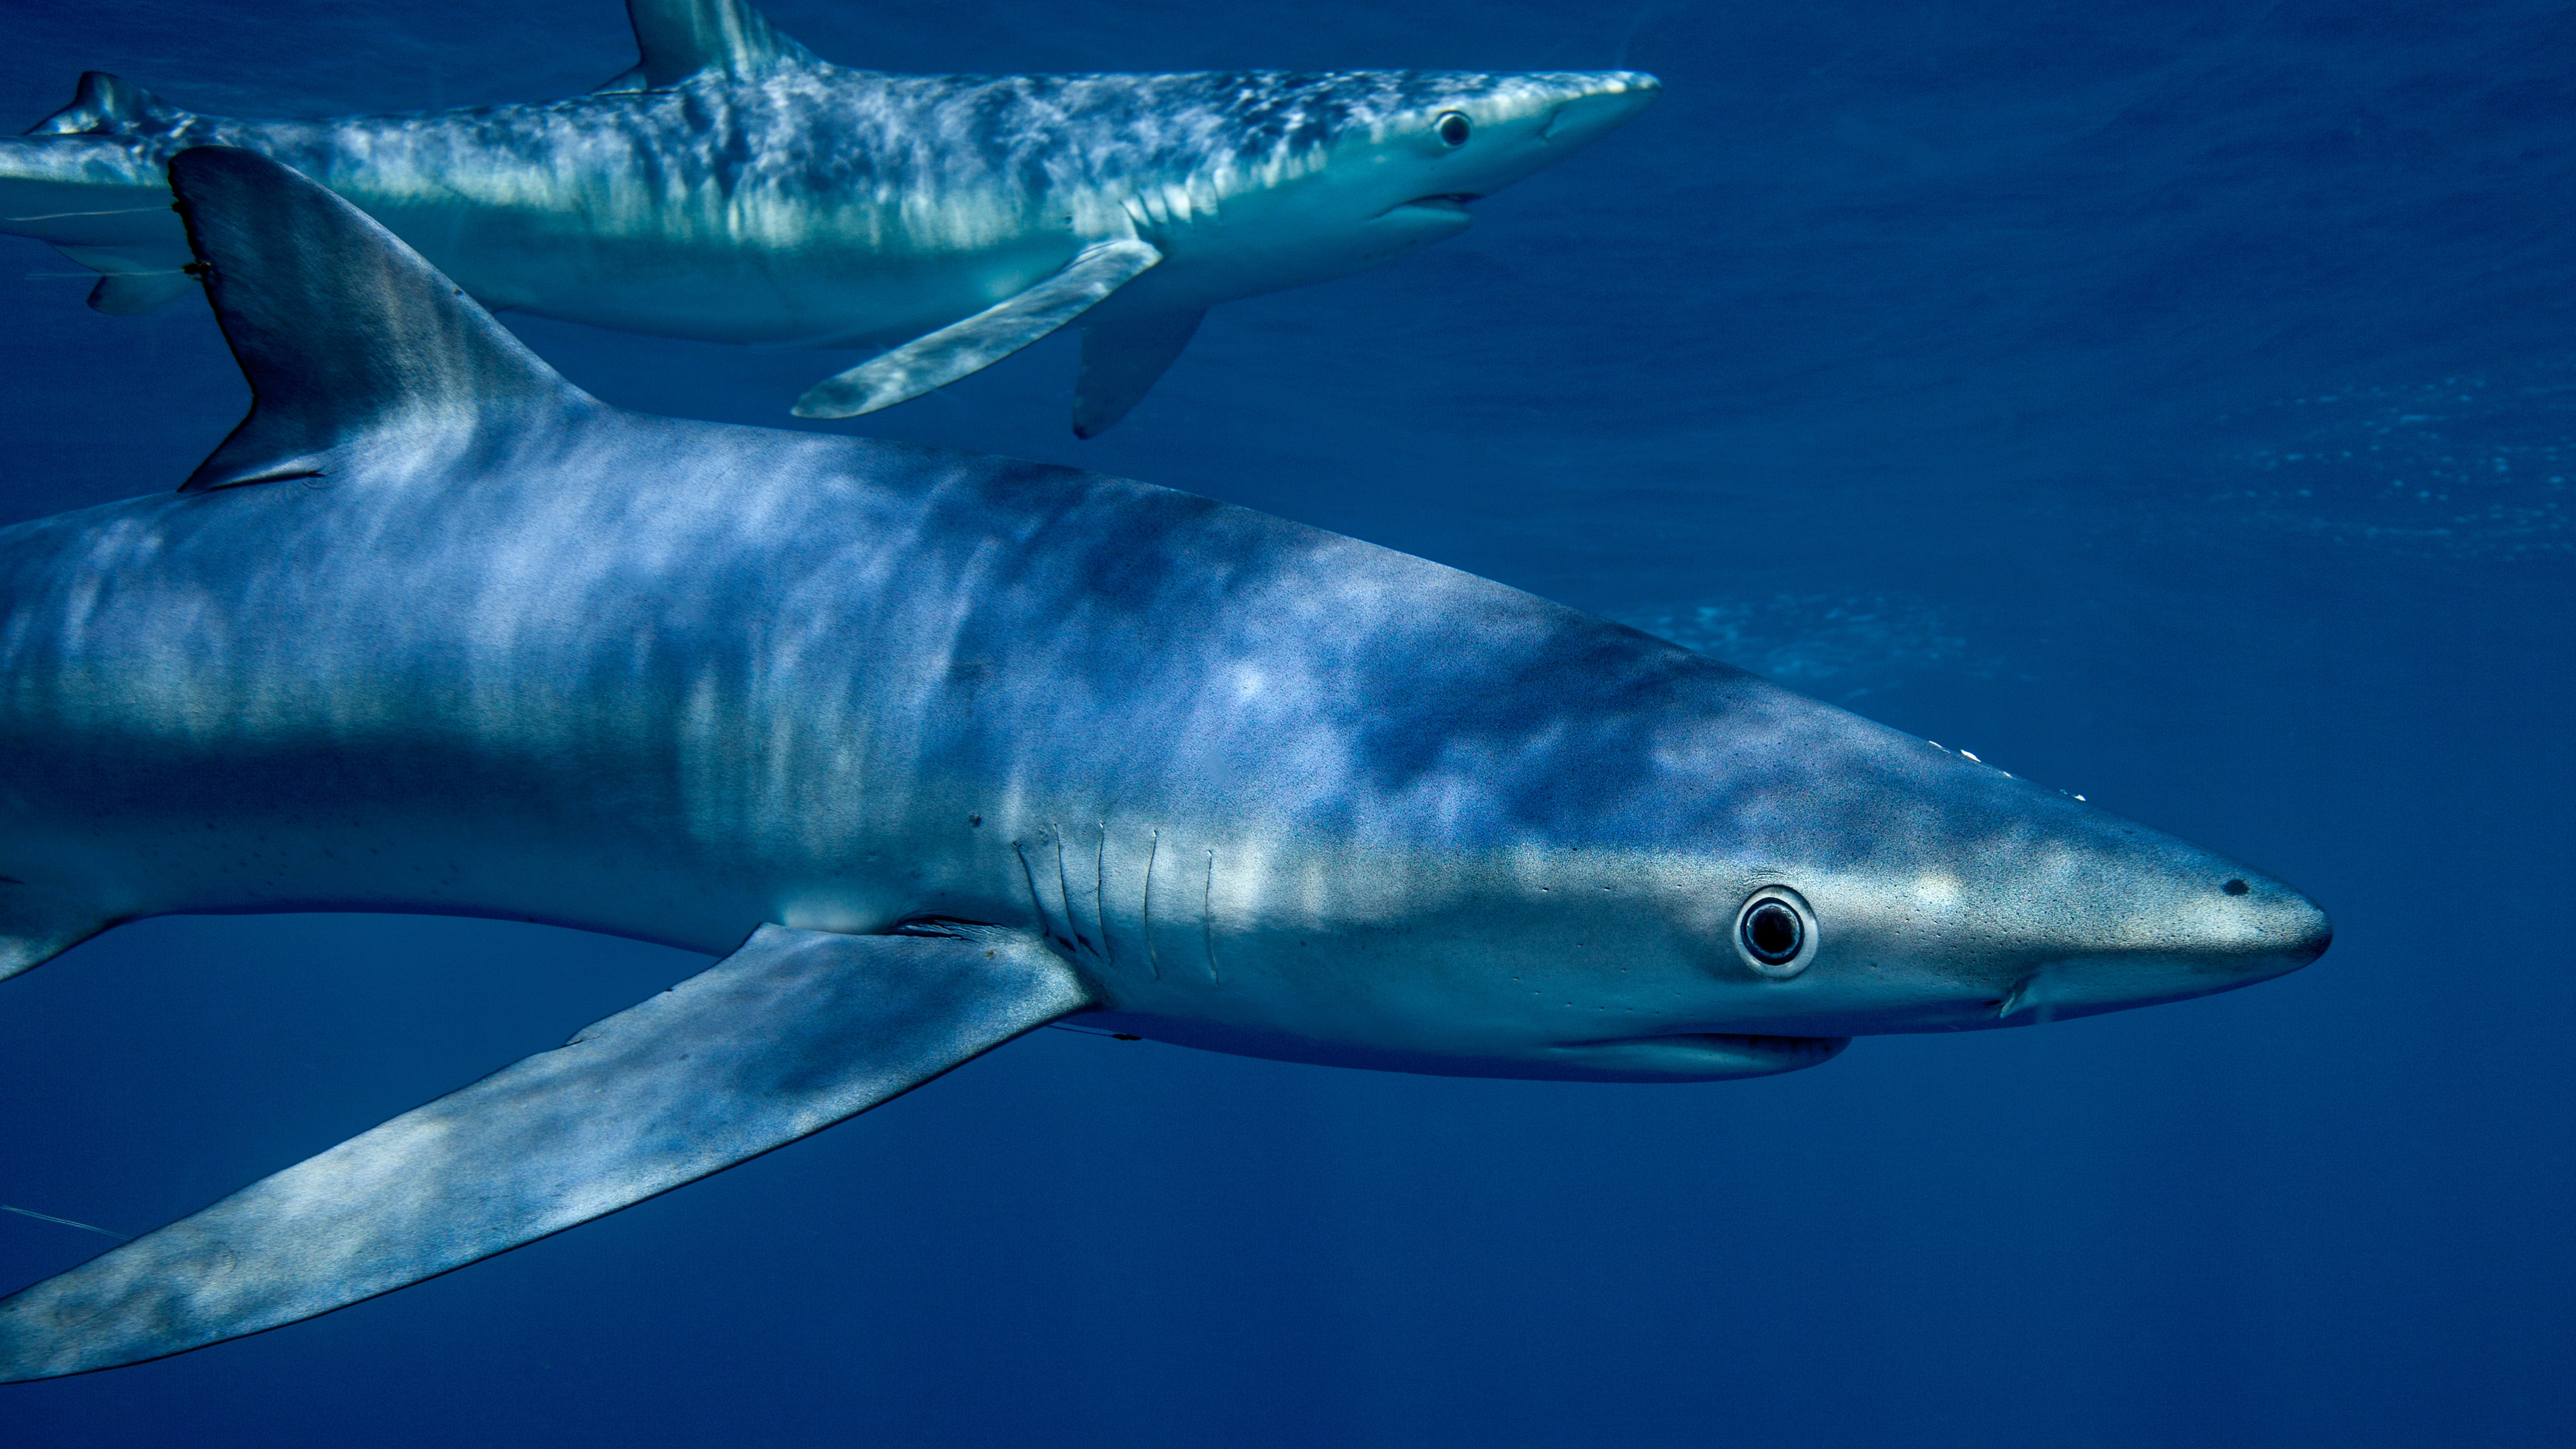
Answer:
[0,0,1657,435]
[0,150,2329,1380]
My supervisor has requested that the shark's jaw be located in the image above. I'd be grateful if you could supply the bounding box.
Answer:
[1384,192,1480,217]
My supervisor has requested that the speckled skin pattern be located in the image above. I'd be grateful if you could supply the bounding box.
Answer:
[0,60,1658,348]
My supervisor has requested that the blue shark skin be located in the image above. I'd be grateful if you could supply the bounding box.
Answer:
[0,150,2330,1379]
[0,0,1658,433]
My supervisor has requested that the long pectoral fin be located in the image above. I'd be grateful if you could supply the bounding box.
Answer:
[793,239,1162,420]
[1073,309,1204,439]
[0,923,1090,1382]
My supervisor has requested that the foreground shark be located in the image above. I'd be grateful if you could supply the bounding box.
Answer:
[0,0,1656,435]
[0,150,2329,1380]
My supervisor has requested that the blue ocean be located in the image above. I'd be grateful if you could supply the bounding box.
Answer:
[0,0,2567,1444]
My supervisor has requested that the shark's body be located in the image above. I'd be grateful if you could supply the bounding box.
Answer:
[0,151,2330,1380]
[0,0,1655,433]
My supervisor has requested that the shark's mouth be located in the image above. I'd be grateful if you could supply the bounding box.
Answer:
[1619,1031,1850,1061]
[1555,1031,1854,1079]
[1388,193,1481,217]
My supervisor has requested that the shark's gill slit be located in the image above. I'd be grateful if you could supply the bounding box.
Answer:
[1052,824,1093,954]
[1141,829,1161,979]
[1094,820,1111,966]
[1014,840,1060,949]
[1202,849,1220,985]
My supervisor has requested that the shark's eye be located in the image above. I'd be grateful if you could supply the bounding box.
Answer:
[1743,902,1801,962]
[1435,111,1472,147]
[1733,887,1816,978]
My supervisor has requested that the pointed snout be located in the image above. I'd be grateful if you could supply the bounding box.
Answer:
[1997,867,2332,1024]
[2144,864,2333,986]
[1535,72,1661,151]
[2225,872,2335,973]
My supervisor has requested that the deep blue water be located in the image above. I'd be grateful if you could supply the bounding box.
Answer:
[1,1,2570,1444]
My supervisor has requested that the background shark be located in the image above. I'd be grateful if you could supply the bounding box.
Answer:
[0,149,2327,1380]
[0,0,1655,435]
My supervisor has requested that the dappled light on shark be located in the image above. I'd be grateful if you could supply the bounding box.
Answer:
[0,0,1654,436]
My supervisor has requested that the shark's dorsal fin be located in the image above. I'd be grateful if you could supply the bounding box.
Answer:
[22,72,180,137]
[626,0,817,89]
[164,148,590,493]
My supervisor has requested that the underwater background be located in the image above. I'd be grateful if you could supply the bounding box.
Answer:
[0,0,2567,1444]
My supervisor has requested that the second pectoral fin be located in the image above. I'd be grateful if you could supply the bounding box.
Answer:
[86,271,194,315]
[794,239,1163,419]
[1073,309,1203,439]
[0,922,1091,1382]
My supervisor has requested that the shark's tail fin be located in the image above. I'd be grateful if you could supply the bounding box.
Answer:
[0,73,199,312]
[164,146,593,492]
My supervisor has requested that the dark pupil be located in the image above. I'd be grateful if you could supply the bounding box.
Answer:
[1438,112,1471,146]
[1744,902,1802,963]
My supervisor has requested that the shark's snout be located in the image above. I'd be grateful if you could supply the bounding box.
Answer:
[2181,867,2334,979]
[1996,869,2333,1023]
[2270,885,2336,966]
[1538,74,1661,148]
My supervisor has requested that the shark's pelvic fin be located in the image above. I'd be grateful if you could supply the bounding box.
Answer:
[85,271,193,315]
[626,0,818,89]
[793,239,1163,420]
[0,880,112,986]
[163,147,592,493]
[1073,310,1204,439]
[0,923,1092,1381]
[22,72,179,137]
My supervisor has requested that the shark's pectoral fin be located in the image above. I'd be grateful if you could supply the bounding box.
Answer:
[0,923,1091,1382]
[793,239,1163,420]
[0,880,113,985]
[1073,309,1204,439]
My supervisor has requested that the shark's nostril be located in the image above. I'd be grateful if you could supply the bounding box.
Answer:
[2223,878,2250,895]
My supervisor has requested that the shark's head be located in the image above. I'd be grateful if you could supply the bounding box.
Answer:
[1313,70,1662,257]
[1118,69,1659,301]
[1444,663,2337,1081]
[1124,627,2330,1086]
